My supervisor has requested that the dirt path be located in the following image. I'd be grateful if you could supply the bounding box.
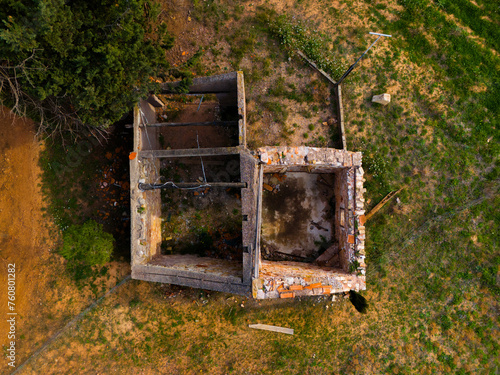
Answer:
[0,106,54,372]
[0,107,132,375]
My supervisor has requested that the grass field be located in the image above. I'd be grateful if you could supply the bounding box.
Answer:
[13,0,499,374]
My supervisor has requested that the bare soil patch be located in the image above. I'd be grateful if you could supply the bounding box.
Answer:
[0,108,130,374]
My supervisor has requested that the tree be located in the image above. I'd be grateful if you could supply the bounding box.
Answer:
[0,0,174,135]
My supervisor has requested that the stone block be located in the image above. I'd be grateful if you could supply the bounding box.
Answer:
[352,152,362,166]
[256,290,265,299]
[372,93,391,105]
[280,292,295,298]
[305,282,322,289]
[359,215,366,225]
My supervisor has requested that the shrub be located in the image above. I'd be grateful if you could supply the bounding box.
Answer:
[60,220,114,267]
[264,13,347,80]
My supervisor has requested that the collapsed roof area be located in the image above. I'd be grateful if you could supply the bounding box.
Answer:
[130,72,366,299]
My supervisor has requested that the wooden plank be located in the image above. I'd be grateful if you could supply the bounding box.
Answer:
[297,51,337,85]
[336,85,347,150]
[139,182,247,190]
[365,187,404,221]
[249,324,294,335]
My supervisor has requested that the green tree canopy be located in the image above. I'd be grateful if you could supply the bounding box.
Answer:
[0,0,173,133]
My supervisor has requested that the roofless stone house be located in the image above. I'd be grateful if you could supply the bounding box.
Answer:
[130,72,366,298]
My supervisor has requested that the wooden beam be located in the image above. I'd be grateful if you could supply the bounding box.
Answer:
[336,85,347,150]
[365,187,404,221]
[139,147,241,158]
[140,121,238,127]
[297,50,337,85]
[139,182,247,190]
[249,324,294,335]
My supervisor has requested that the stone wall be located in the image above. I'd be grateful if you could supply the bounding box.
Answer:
[257,146,360,170]
[131,75,255,294]
[130,74,366,299]
[239,149,258,285]
[253,146,366,299]
[336,167,350,271]
[335,162,366,275]
[130,103,162,266]
[253,261,366,299]
[130,158,162,266]
[354,166,366,273]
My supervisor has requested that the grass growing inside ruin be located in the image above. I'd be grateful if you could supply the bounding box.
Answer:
[28,0,499,373]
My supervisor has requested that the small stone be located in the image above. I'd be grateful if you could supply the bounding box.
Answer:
[263,183,273,191]
[327,117,337,125]
[372,93,391,105]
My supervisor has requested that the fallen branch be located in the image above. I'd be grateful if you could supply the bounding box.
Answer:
[365,187,404,221]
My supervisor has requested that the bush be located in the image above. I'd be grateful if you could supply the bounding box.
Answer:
[264,13,347,80]
[60,220,114,267]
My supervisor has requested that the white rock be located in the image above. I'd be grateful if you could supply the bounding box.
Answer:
[372,93,391,105]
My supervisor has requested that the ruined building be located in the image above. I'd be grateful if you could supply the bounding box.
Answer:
[130,72,366,299]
